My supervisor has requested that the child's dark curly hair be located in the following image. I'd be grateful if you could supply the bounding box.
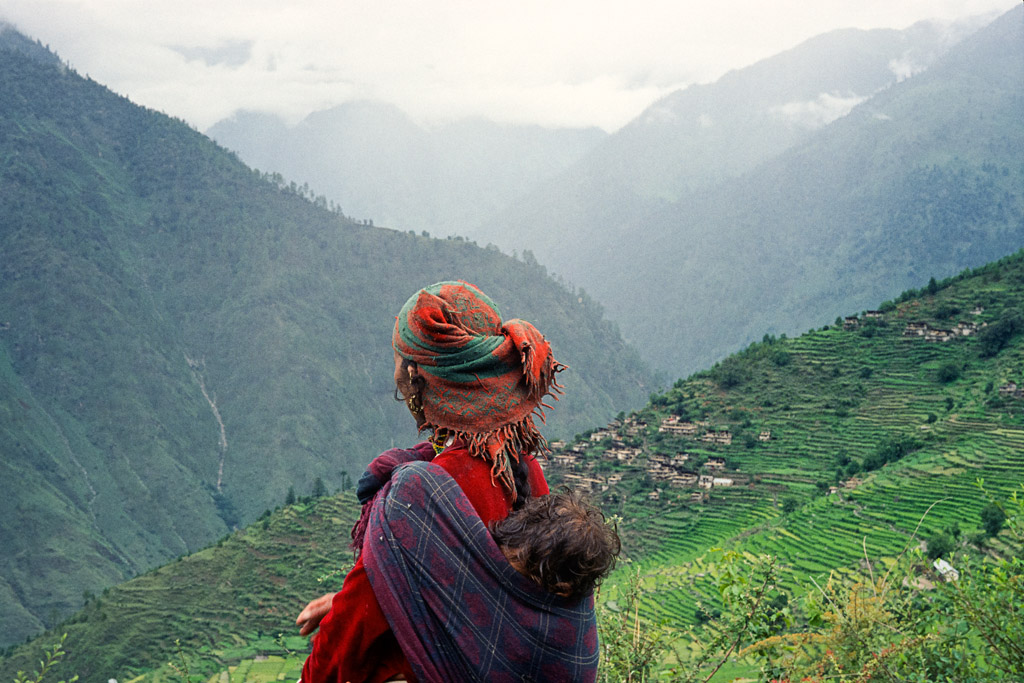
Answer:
[490,488,621,601]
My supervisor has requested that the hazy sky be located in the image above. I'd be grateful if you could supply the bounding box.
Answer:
[0,0,1015,132]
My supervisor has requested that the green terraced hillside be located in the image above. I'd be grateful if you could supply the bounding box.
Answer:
[0,493,359,682]
[545,250,1024,646]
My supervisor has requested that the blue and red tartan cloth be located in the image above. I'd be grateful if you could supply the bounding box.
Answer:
[362,460,599,683]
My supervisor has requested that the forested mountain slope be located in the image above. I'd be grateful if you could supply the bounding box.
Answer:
[473,16,984,266]
[0,34,653,648]
[5,246,1024,683]
[582,6,1024,375]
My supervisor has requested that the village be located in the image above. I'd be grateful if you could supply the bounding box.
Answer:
[545,413,766,505]
[544,303,1004,508]
[841,305,986,343]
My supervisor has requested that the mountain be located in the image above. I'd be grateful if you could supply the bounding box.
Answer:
[5,245,1024,683]
[206,101,606,237]
[586,5,1024,375]
[472,16,985,258]
[0,21,60,65]
[0,32,653,648]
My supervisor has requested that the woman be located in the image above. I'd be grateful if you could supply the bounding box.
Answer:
[300,281,566,683]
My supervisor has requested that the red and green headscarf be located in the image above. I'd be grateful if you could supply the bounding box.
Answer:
[393,281,565,493]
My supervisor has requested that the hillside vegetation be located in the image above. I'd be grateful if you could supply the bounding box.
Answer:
[5,248,1024,681]
[590,6,1024,376]
[0,33,653,647]
[0,493,360,682]
[543,249,1024,672]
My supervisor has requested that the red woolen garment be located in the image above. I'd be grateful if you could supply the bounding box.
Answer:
[301,443,549,683]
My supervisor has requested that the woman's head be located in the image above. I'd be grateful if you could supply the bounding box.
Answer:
[392,281,564,495]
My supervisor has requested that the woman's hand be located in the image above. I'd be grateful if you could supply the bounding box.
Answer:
[296,592,336,636]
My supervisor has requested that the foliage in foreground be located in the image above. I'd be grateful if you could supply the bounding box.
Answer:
[12,634,76,683]
[597,483,1023,682]
[741,483,1023,682]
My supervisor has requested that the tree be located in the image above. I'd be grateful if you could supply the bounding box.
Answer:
[978,308,1024,357]
[937,363,961,383]
[980,502,1006,537]
[926,531,955,560]
[927,276,939,295]
[311,477,328,498]
[285,486,296,506]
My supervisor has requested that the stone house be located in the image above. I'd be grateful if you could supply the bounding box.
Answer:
[903,322,929,336]
[659,417,699,436]
[671,472,698,487]
[924,328,955,343]
[702,431,732,445]
[999,382,1023,399]
[552,453,578,468]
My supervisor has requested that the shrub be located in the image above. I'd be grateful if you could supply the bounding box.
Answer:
[978,308,1024,357]
[596,563,675,682]
[980,502,1006,537]
[937,363,961,383]
[926,531,955,560]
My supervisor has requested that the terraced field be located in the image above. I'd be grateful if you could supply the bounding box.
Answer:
[552,251,1024,634]
[0,496,359,682]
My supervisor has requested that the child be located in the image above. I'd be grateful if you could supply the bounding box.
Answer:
[491,487,621,600]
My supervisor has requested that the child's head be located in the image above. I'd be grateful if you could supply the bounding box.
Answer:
[490,488,621,600]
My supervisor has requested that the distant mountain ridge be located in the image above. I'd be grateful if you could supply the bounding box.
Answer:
[199,13,1012,381]
[0,22,60,65]
[587,5,1024,374]
[0,36,652,648]
[448,16,989,254]
[207,101,606,237]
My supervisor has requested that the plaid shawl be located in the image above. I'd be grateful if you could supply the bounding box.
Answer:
[349,441,435,554]
[362,461,599,683]
[392,281,565,494]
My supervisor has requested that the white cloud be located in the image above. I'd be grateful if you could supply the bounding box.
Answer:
[889,55,927,81]
[771,93,870,128]
[0,0,1016,131]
